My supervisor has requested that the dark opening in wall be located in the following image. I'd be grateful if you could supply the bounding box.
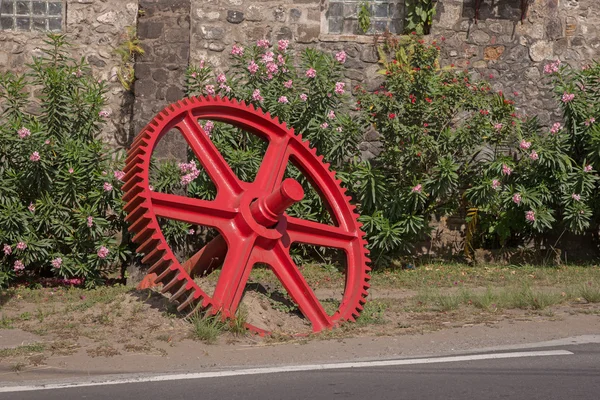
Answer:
[0,0,63,31]
[326,0,405,35]
[462,0,529,23]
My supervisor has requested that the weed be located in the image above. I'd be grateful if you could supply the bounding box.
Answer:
[356,300,387,326]
[577,281,600,303]
[228,307,248,336]
[434,292,460,311]
[19,312,31,321]
[87,344,121,358]
[10,362,27,372]
[189,314,226,344]
[0,314,13,328]
[0,343,46,359]
[156,334,172,342]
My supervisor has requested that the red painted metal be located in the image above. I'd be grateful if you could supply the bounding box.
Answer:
[122,96,371,333]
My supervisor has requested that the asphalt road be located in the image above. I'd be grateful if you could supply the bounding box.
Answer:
[2,343,599,400]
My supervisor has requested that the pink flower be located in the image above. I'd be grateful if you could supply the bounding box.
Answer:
[252,89,263,102]
[335,82,346,95]
[28,202,35,212]
[99,110,111,118]
[266,62,279,74]
[305,68,317,78]
[179,161,200,185]
[562,92,575,103]
[44,139,50,145]
[336,127,343,133]
[277,54,285,65]
[97,246,109,259]
[525,210,535,222]
[256,39,270,48]
[261,51,274,64]
[585,117,596,126]
[114,170,125,181]
[219,84,231,93]
[231,44,244,56]
[494,123,503,131]
[572,193,581,201]
[13,260,25,271]
[205,85,216,96]
[149,185,154,191]
[68,168,74,174]
[278,96,289,104]
[278,39,289,52]
[529,151,539,161]
[73,69,83,78]
[3,244,11,255]
[103,182,113,192]
[30,151,40,162]
[327,110,336,120]
[216,73,226,84]
[18,127,31,138]
[491,179,501,189]
[87,216,93,227]
[203,121,214,135]
[502,164,512,176]
[300,93,308,102]
[412,184,423,193]
[512,193,522,205]
[17,242,27,250]
[191,72,197,78]
[519,140,532,150]
[335,50,347,64]
[550,122,562,134]
[284,80,293,89]
[248,61,259,75]
[543,59,561,74]
[199,60,206,69]
[584,165,593,173]
[102,171,108,176]
[51,258,62,269]
[320,122,329,129]
[188,229,195,235]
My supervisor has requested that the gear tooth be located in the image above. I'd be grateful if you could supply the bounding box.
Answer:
[184,300,206,318]
[161,273,186,294]
[355,304,364,312]
[147,258,171,275]
[177,290,199,312]
[346,315,356,322]
[155,266,177,284]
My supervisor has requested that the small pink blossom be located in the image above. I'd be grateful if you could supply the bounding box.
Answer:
[300,93,308,102]
[103,182,113,192]
[261,51,274,64]
[277,54,285,65]
[219,84,232,93]
[525,210,535,222]
[203,121,214,135]
[87,216,93,227]
[494,123,503,131]
[572,193,581,201]
[198,60,206,69]
[18,127,31,138]
[305,68,317,78]
[256,39,270,48]
[335,50,347,64]
[335,82,345,95]
[114,170,125,181]
[266,62,279,74]
[550,122,562,134]
[412,184,423,193]
[519,140,532,150]
[191,72,197,78]
[529,151,539,161]
[252,89,264,102]
[102,171,108,176]
[502,164,512,176]
[99,110,111,118]
[320,122,329,129]
[149,185,154,191]
[13,260,25,271]
[73,69,83,78]
[562,92,575,103]
[30,152,40,162]
[68,168,74,174]
[278,39,289,52]
[278,96,289,104]
[491,179,501,189]
[188,229,195,235]
[584,164,593,173]
[327,110,336,120]
[248,61,259,75]
[216,73,226,84]
[16,241,27,250]
[44,139,50,145]
[3,244,11,255]
[97,246,109,259]
[51,258,62,269]
[284,80,293,88]
[231,44,244,56]
[28,202,35,212]
[512,193,522,205]
[585,117,596,126]
[543,59,561,74]
[336,127,343,133]
[205,85,216,96]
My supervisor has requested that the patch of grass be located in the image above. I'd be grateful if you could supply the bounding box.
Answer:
[0,343,46,359]
[228,307,248,336]
[577,281,600,303]
[189,314,226,344]
[356,300,387,326]
[0,314,14,328]
[503,286,562,310]
[10,362,27,372]
[87,344,120,358]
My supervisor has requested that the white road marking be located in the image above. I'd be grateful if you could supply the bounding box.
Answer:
[0,350,573,393]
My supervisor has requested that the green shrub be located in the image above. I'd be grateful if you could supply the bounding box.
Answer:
[0,35,130,287]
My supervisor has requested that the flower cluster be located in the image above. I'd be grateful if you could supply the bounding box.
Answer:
[179,160,201,185]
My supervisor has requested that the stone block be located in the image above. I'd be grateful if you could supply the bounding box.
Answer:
[226,10,244,24]
[138,21,164,39]
[296,24,320,43]
[529,40,553,62]
[484,45,505,61]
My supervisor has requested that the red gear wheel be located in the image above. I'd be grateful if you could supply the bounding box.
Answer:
[122,96,371,333]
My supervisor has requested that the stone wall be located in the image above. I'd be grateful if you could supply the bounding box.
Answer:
[0,0,138,146]
[432,0,600,125]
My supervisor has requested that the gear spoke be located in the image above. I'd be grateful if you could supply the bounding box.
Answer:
[177,112,244,198]
[151,192,237,227]
[283,216,356,249]
[210,235,256,315]
[269,243,331,332]
[253,137,290,193]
